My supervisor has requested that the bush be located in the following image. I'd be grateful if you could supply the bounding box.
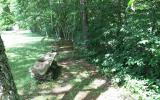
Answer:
[82,31,160,99]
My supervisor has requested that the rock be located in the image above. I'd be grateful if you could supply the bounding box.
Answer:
[29,52,61,81]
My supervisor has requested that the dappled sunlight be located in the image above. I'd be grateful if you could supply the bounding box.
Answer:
[97,87,134,100]
[52,84,73,94]
[0,0,159,99]
[70,71,78,75]
[55,59,112,100]
[1,31,43,48]
[1,30,31,34]
[84,79,106,90]
[30,95,56,100]
[74,91,90,100]
[2,35,42,48]
[73,78,106,100]
[3,31,53,99]
[56,94,66,100]
[3,31,135,100]
[78,71,90,78]
[7,52,20,58]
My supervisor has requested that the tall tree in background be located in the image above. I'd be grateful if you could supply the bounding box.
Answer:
[117,0,122,36]
[0,36,19,100]
[80,0,89,40]
[0,0,14,30]
[150,0,158,35]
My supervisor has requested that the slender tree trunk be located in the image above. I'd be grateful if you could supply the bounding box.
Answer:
[117,0,122,36]
[0,36,19,100]
[49,0,54,35]
[57,0,67,40]
[80,0,89,40]
[150,1,157,34]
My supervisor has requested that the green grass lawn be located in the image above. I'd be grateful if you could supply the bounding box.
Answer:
[2,31,54,99]
[7,42,52,88]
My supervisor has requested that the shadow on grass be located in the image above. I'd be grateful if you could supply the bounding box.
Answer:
[19,58,111,100]
[5,32,113,100]
[61,75,109,100]
[58,59,111,100]
[6,40,53,98]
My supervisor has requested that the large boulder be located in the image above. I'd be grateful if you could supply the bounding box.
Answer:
[29,52,61,81]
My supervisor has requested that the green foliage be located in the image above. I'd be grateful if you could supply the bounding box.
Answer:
[128,0,135,6]
[0,0,15,30]
[79,0,160,99]
[1,0,160,99]
[15,0,79,38]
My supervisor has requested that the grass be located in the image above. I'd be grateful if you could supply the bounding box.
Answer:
[2,31,54,99]
[7,42,52,87]
[3,31,136,100]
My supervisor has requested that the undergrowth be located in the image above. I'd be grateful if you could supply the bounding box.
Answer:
[76,40,160,100]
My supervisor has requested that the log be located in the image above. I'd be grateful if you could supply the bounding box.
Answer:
[29,52,60,81]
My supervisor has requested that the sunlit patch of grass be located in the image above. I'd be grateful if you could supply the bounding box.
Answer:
[30,95,56,100]
[3,32,53,99]
[62,79,91,100]
[7,42,52,88]
[1,32,44,48]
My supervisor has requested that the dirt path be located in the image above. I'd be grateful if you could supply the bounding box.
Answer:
[27,57,134,100]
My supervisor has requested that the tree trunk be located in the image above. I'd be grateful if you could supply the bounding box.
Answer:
[117,0,122,36]
[150,1,157,34]
[0,36,19,100]
[80,0,89,40]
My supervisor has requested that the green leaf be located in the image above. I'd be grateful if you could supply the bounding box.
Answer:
[128,0,135,6]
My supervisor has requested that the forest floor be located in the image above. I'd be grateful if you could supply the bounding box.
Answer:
[2,31,136,100]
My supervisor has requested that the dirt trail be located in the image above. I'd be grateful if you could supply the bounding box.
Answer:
[28,58,134,100]
[57,59,134,100]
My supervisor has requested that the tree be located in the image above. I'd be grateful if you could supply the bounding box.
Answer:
[0,0,14,30]
[80,0,89,40]
[0,36,19,100]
